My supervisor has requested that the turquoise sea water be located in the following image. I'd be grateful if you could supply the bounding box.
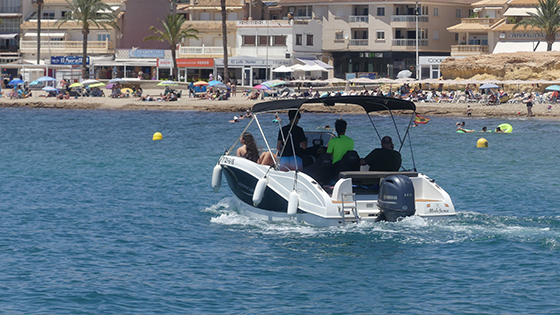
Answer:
[1,107,560,314]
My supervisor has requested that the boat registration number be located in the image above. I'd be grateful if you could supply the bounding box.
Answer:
[220,156,236,165]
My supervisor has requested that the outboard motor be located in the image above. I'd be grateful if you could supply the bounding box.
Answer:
[377,175,415,222]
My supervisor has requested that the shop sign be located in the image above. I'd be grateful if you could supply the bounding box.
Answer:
[129,49,165,58]
[176,58,214,68]
[51,56,89,65]
[419,56,449,65]
[215,58,291,67]
[158,59,172,67]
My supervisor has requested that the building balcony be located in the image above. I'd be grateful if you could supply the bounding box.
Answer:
[349,39,369,46]
[391,39,428,47]
[451,44,489,56]
[391,15,429,27]
[178,45,231,58]
[20,40,114,54]
[459,18,499,25]
[349,15,369,23]
[236,20,293,28]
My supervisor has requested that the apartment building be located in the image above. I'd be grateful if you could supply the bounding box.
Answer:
[0,0,22,63]
[448,0,556,57]
[277,0,477,79]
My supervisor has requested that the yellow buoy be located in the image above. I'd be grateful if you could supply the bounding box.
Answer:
[153,132,162,141]
[477,138,488,148]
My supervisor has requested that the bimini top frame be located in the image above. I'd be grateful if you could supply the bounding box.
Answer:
[251,95,416,114]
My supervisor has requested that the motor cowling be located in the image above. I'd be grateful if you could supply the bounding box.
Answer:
[377,175,415,222]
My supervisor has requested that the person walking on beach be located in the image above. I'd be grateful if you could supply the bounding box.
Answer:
[524,94,535,117]
[466,105,472,117]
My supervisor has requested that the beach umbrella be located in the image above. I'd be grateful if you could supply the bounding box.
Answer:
[89,82,106,88]
[81,79,100,85]
[42,86,58,91]
[36,76,57,82]
[105,83,115,89]
[397,70,412,79]
[545,85,560,91]
[157,80,179,86]
[193,81,209,86]
[208,80,222,86]
[69,82,83,88]
[108,78,127,84]
[262,80,287,87]
[8,78,24,86]
[254,84,271,90]
[479,83,500,89]
[321,78,347,84]
[272,65,294,73]
[211,82,229,90]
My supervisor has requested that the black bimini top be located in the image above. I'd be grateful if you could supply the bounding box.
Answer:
[251,95,416,114]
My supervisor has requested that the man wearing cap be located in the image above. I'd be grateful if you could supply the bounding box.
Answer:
[362,136,401,171]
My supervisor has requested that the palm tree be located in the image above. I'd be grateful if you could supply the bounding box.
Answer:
[144,14,199,81]
[55,0,119,79]
[34,0,43,65]
[513,0,560,51]
[220,0,229,83]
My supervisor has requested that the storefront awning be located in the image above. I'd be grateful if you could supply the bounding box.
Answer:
[492,41,560,53]
[296,57,333,70]
[503,8,538,16]
[0,33,18,39]
[24,32,66,38]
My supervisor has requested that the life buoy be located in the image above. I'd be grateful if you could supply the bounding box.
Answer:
[498,123,513,133]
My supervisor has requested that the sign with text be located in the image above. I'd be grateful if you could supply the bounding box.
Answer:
[51,56,89,65]
[176,58,214,68]
[129,49,165,58]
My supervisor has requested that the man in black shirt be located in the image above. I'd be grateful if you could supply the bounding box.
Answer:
[362,136,401,171]
[277,110,307,170]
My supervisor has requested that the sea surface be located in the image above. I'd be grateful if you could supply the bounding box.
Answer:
[1,107,560,314]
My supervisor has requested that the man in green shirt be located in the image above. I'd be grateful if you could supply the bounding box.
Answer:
[327,119,354,164]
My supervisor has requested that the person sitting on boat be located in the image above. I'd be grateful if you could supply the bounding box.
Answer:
[237,132,260,163]
[277,110,307,170]
[236,132,277,166]
[361,136,402,171]
[327,119,354,165]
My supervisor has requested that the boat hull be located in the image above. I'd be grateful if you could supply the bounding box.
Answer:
[217,155,456,226]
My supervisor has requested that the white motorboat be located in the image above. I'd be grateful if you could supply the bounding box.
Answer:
[212,96,456,226]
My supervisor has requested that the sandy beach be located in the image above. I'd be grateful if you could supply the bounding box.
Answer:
[2,86,559,119]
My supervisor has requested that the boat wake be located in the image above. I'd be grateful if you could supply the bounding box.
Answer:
[204,198,560,249]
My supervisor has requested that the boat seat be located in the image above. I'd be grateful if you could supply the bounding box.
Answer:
[339,171,418,194]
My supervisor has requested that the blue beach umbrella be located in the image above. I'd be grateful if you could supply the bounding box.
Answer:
[545,85,560,91]
[36,76,57,82]
[8,78,24,86]
[208,80,223,86]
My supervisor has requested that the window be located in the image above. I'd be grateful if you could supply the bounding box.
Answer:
[377,7,385,16]
[420,28,428,39]
[242,35,256,46]
[335,31,344,40]
[433,7,438,16]
[273,35,286,46]
[376,30,385,40]
[98,34,110,41]
[306,34,313,46]
[433,30,439,40]
[296,34,302,45]
[422,6,428,15]
[455,33,459,41]
[258,35,269,46]
[61,11,71,18]
[0,18,19,32]
[43,12,55,19]
[456,9,461,17]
